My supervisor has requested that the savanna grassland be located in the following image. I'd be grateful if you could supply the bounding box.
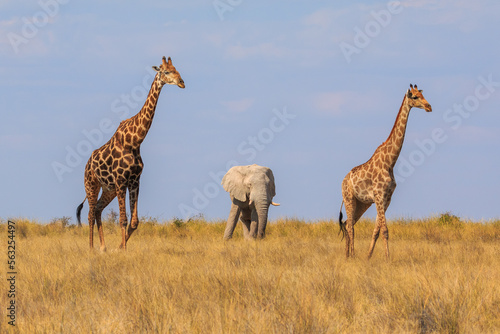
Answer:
[1,215,499,333]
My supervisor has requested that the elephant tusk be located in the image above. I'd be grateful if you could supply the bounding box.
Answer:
[271,202,280,206]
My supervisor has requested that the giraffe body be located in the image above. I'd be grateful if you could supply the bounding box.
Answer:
[339,84,432,259]
[77,56,185,250]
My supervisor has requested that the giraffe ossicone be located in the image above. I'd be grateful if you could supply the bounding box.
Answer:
[339,84,432,259]
[76,56,185,251]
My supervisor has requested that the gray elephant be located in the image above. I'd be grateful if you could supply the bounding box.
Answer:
[221,164,279,240]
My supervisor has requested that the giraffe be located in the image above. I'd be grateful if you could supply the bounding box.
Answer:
[76,56,185,251]
[339,84,432,259]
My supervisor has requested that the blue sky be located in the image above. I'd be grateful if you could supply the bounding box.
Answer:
[1,0,499,223]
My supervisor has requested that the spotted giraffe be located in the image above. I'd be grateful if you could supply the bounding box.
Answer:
[339,84,432,259]
[77,56,185,251]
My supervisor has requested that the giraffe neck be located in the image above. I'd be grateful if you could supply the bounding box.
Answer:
[380,95,412,167]
[130,74,163,147]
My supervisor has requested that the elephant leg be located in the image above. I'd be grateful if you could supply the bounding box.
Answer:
[223,203,241,240]
[240,208,252,240]
[249,209,258,239]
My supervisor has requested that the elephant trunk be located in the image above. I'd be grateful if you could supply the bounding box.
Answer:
[255,201,270,239]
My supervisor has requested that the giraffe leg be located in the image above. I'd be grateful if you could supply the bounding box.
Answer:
[351,199,372,257]
[125,186,140,243]
[380,196,393,259]
[116,188,128,250]
[341,178,355,258]
[380,221,389,259]
[343,198,356,258]
[94,189,116,252]
[353,200,372,225]
[87,196,97,250]
[368,199,389,259]
[367,219,381,259]
[85,175,100,250]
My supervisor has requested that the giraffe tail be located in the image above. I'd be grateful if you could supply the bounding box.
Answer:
[76,197,87,227]
[338,201,347,241]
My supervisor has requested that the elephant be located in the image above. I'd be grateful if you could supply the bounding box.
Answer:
[221,164,279,240]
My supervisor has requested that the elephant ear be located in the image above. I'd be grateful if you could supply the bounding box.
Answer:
[222,168,249,202]
[265,168,276,198]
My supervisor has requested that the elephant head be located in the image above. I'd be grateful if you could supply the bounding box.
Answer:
[221,164,279,240]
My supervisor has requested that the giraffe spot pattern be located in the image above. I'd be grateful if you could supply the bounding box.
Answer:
[340,88,432,258]
[111,149,120,159]
[82,58,186,250]
[124,133,131,143]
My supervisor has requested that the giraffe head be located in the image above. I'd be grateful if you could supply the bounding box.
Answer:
[406,84,432,112]
[152,56,185,89]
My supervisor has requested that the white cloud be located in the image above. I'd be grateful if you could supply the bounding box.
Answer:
[314,92,349,116]
[400,0,497,32]
[400,0,438,9]
[0,11,60,57]
[299,7,354,45]
[0,18,18,52]
[220,98,254,113]
[0,134,34,150]
[313,91,380,116]
[302,8,349,30]
[453,125,498,143]
[225,42,286,60]
[0,17,18,26]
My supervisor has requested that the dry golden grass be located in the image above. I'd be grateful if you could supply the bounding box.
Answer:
[1,215,499,333]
